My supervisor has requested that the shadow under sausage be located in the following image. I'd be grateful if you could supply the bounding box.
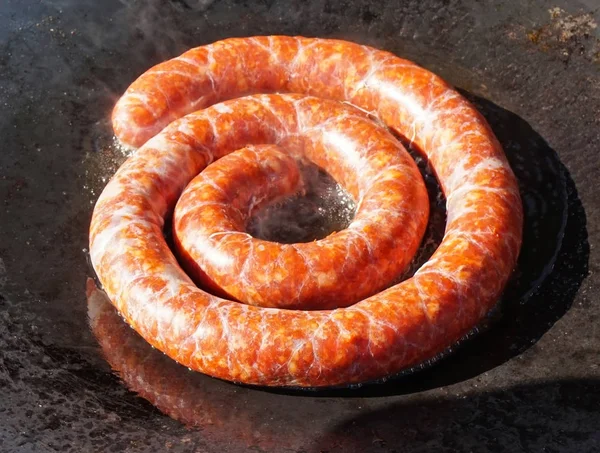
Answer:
[307,378,600,453]
[393,93,591,394]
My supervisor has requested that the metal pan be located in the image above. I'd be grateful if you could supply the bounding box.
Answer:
[1,0,598,451]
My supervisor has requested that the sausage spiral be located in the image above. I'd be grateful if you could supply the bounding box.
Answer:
[90,36,523,387]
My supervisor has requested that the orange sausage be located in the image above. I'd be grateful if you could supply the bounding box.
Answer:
[91,36,523,387]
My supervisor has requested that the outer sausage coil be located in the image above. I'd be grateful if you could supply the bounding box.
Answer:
[90,36,523,387]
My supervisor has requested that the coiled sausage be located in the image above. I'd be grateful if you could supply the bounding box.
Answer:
[90,36,523,387]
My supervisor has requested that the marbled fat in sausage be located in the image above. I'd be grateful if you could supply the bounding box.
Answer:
[90,36,523,387]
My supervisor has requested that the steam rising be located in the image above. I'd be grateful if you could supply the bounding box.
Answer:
[247,163,357,244]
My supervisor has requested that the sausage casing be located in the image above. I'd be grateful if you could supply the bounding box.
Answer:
[91,36,523,387]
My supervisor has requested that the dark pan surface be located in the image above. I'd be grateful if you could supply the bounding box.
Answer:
[1,0,599,451]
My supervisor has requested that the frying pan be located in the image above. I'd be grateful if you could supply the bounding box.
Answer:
[1,0,598,451]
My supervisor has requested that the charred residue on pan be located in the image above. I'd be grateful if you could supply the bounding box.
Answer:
[525,7,600,65]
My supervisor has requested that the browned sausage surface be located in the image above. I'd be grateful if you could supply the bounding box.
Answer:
[90,36,523,387]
